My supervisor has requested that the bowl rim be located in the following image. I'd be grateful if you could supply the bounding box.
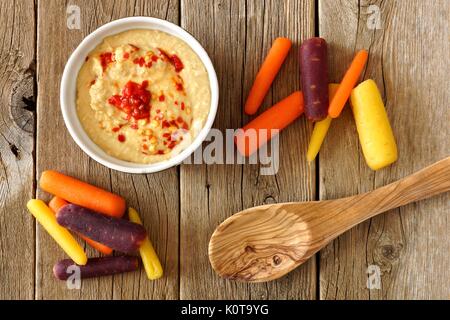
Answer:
[60,16,219,174]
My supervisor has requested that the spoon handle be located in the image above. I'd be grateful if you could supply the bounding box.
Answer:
[317,156,450,243]
[354,156,450,220]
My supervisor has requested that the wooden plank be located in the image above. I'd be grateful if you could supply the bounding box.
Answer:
[36,0,179,299]
[0,0,36,300]
[319,0,450,299]
[180,0,316,299]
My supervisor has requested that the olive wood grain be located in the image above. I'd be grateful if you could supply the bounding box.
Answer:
[209,156,450,282]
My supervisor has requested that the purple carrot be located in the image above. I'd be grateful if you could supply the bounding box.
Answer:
[300,37,329,121]
[57,204,146,254]
[53,256,139,280]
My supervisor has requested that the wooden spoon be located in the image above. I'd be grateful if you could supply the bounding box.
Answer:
[209,156,450,282]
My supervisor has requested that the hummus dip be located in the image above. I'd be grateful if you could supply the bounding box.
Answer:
[76,29,211,164]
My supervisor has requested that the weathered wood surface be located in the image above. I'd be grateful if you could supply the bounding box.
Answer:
[0,0,36,299]
[180,0,316,299]
[36,0,179,299]
[319,0,450,299]
[0,0,448,300]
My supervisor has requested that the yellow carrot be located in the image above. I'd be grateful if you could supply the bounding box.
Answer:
[27,199,87,265]
[306,83,340,162]
[128,208,163,280]
[350,79,398,170]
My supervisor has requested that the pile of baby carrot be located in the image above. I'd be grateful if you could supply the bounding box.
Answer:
[236,37,398,171]
[27,170,163,281]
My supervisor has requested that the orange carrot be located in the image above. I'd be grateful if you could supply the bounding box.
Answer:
[48,196,113,255]
[81,236,113,256]
[48,196,69,213]
[328,50,369,118]
[40,170,125,218]
[244,37,292,115]
[236,91,304,156]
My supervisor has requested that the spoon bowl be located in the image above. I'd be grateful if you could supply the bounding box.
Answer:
[209,203,313,282]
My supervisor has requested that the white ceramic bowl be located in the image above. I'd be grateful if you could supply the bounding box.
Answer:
[60,17,219,173]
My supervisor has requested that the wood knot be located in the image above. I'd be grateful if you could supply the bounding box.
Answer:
[381,244,401,261]
[10,64,35,134]
[245,245,255,253]
[272,255,282,266]
[9,143,20,159]
[263,195,276,204]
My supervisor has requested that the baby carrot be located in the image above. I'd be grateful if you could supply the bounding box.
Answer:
[306,83,339,162]
[48,196,113,255]
[351,79,398,170]
[328,50,369,118]
[83,236,113,255]
[300,37,329,121]
[244,37,292,115]
[54,256,139,280]
[57,204,146,254]
[128,208,163,280]
[236,91,304,156]
[27,199,87,265]
[48,196,69,213]
[40,170,126,218]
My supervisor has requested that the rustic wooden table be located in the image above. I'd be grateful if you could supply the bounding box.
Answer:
[0,0,448,300]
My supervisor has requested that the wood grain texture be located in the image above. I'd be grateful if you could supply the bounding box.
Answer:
[0,0,36,300]
[36,0,179,299]
[0,0,448,300]
[240,0,316,300]
[209,157,450,282]
[319,0,450,299]
[180,0,316,299]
